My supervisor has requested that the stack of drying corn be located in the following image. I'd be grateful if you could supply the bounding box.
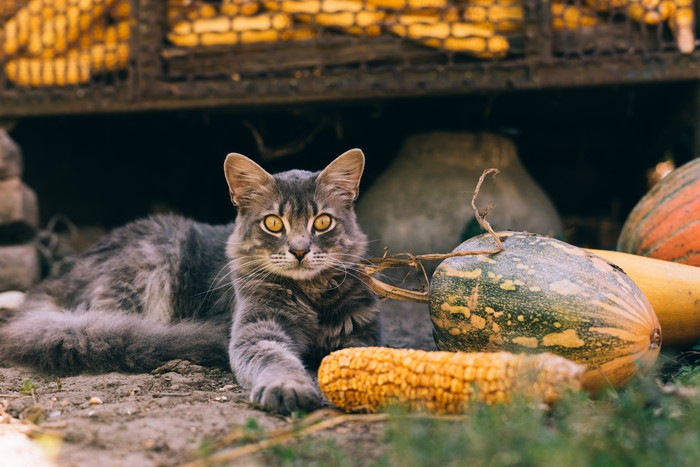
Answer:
[581,0,694,53]
[0,0,134,87]
[169,0,694,58]
[166,0,515,58]
[166,0,604,59]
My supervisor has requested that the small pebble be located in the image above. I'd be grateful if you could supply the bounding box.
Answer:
[88,397,103,405]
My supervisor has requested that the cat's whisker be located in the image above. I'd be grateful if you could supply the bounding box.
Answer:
[233,266,271,291]
[330,253,374,265]
[210,261,270,307]
[325,259,382,293]
[197,261,236,297]
[198,257,268,302]
[235,267,279,294]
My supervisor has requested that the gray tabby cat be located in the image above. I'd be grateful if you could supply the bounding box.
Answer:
[0,149,380,414]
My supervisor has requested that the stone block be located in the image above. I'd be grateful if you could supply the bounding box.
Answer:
[0,177,39,243]
[0,129,22,180]
[0,243,40,292]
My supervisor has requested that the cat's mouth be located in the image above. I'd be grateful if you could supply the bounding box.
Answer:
[266,252,329,280]
[275,262,324,280]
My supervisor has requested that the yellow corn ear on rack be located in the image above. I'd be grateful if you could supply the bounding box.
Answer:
[78,18,131,49]
[364,0,448,10]
[2,0,116,58]
[167,26,316,47]
[170,11,292,36]
[389,20,497,39]
[627,0,675,25]
[4,0,117,59]
[388,19,509,58]
[318,347,585,413]
[168,1,218,25]
[265,0,386,36]
[5,53,92,86]
[0,0,27,20]
[422,34,509,57]
[5,41,130,86]
[1,0,132,87]
[550,2,598,30]
[585,0,628,11]
[220,0,262,17]
[384,9,460,27]
[668,0,695,53]
[166,12,320,46]
[462,5,524,33]
[397,7,460,20]
[108,0,132,19]
[467,0,522,6]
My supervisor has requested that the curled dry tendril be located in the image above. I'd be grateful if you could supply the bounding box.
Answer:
[357,168,503,304]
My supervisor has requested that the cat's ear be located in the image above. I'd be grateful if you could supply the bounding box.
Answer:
[224,153,276,208]
[316,149,365,206]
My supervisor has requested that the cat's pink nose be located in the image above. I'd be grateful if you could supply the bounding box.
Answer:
[289,248,309,261]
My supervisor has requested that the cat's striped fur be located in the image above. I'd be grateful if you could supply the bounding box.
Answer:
[0,149,380,414]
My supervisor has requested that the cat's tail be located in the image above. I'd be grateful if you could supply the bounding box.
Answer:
[0,308,230,375]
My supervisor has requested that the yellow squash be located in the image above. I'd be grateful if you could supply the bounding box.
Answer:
[587,249,700,347]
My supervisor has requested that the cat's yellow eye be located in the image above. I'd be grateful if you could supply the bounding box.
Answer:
[313,214,333,232]
[263,215,284,233]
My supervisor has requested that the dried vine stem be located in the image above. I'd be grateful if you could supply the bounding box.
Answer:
[181,410,470,466]
[358,168,503,303]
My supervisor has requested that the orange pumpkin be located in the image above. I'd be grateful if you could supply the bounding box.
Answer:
[618,158,700,266]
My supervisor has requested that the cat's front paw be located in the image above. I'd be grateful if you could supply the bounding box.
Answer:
[250,372,321,415]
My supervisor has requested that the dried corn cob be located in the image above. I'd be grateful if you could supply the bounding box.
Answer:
[167,14,315,46]
[551,2,598,30]
[168,1,218,24]
[170,12,291,35]
[78,18,132,49]
[2,0,117,59]
[273,0,386,36]
[627,0,675,25]
[668,0,695,53]
[365,0,448,10]
[388,19,508,58]
[318,347,585,413]
[220,0,261,16]
[384,8,460,27]
[584,0,628,11]
[5,53,92,86]
[0,0,27,21]
[396,7,460,19]
[1,0,62,56]
[167,28,311,47]
[467,0,522,6]
[4,41,130,87]
[390,19,496,39]
[422,35,509,57]
[462,4,524,32]
[108,0,132,19]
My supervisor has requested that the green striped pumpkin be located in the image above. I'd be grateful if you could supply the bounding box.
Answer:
[429,232,661,390]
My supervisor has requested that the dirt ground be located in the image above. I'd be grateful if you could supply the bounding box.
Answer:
[0,300,435,467]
